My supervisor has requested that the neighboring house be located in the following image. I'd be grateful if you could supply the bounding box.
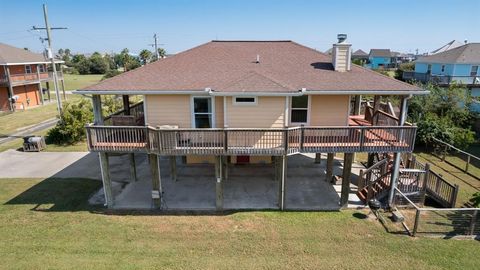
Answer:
[368,49,392,69]
[0,43,65,111]
[74,36,425,211]
[351,49,368,64]
[403,43,480,111]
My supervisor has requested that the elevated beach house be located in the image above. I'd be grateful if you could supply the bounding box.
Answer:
[0,43,65,112]
[75,35,427,211]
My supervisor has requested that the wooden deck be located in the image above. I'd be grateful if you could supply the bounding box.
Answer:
[86,125,417,155]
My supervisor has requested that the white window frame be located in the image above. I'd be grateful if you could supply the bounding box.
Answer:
[289,95,310,125]
[233,96,257,106]
[25,65,32,74]
[190,96,215,128]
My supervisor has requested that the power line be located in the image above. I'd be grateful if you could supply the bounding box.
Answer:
[32,4,67,117]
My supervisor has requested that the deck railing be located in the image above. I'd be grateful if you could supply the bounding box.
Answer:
[85,125,417,155]
[403,71,480,86]
[0,71,63,86]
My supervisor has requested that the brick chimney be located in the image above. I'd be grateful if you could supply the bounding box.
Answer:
[332,34,352,72]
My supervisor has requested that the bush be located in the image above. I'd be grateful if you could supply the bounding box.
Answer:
[394,62,414,80]
[102,69,122,80]
[46,99,93,144]
[471,192,480,207]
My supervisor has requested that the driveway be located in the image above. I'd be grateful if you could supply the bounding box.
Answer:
[0,150,100,179]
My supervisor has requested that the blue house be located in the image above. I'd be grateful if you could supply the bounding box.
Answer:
[404,43,480,111]
[368,49,392,69]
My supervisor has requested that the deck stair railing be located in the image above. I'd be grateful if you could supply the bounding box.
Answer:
[85,125,417,155]
[357,158,391,202]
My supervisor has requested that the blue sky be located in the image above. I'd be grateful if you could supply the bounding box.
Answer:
[1,0,478,55]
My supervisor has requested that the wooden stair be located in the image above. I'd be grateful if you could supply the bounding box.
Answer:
[357,173,391,203]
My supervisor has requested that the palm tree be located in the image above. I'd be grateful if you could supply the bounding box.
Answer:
[139,49,152,65]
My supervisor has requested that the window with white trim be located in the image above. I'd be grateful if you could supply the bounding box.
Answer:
[25,65,32,74]
[38,64,46,73]
[290,96,309,123]
[471,65,479,76]
[233,96,257,105]
[193,97,213,128]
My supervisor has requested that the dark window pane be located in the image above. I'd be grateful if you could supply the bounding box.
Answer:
[195,114,211,128]
[291,109,307,123]
[235,97,255,103]
[194,98,211,113]
[292,96,308,108]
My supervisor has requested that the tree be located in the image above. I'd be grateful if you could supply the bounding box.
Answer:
[88,52,109,74]
[151,48,167,62]
[47,99,93,144]
[139,49,152,64]
[409,83,477,149]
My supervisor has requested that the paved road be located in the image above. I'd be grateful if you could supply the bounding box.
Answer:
[0,118,58,145]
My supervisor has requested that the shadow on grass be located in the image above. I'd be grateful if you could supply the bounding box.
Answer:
[5,177,103,212]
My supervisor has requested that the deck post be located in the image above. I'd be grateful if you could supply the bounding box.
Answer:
[45,81,51,101]
[98,152,114,208]
[353,95,361,115]
[372,95,381,125]
[278,155,287,210]
[92,95,103,125]
[387,152,402,207]
[367,153,375,168]
[148,154,162,209]
[341,153,353,208]
[215,156,223,210]
[122,95,130,115]
[37,82,44,105]
[129,153,137,182]
[5,66,15,111]
[223,156,228,180]
[315,153,322,164]
[326,153,334,182]
[170,156,177,182]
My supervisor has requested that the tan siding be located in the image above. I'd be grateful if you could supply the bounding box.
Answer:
[226,96,285,128]
[310,95,349,126]
[215,96,224,127]
[145,95,191,128]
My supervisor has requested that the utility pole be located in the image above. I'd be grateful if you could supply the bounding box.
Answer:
[32,4,67,116]
[154,33,159,60]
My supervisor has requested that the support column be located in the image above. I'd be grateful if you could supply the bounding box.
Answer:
[278,155,287,210]
[340,153,354,208]
[149,154,162,209]
[326,153,334,183]
[372,95,381,125]
[61,79,66,100]
[92,95,103,125]
[315,153,322,164]
[5,66,15,111]
[46,81,51,101]
[129,153,137,182]
[215,156,223,210]
[367,153,375,168]
[122,95,130,115]
[388,95,409,207]
[353,95,361,115]
[170,156,177,182]
[99,152,114,208]
[223,156,228,180]
[37,83,44,105]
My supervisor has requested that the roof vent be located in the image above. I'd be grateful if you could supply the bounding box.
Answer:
[256,54,260,63]
[332,34,352,72]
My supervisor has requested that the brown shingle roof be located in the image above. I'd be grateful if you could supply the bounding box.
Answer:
[81,40,421,93]
[0,43,50,64]
[369,49,391,58]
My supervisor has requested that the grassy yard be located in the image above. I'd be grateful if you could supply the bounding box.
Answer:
[62,74,103,91]
[0,178,478,269]
[0,127,88,153]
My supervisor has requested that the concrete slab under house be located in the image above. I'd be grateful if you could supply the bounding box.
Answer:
[74,34,428,212]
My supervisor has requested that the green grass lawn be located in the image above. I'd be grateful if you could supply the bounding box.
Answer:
[0,127,88,153]
[0,178,478,269]
[62,74,103,91]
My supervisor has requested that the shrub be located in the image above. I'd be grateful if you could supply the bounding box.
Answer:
[102,69,122,80]
[46,99,93,144]
[471,192,480,207]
